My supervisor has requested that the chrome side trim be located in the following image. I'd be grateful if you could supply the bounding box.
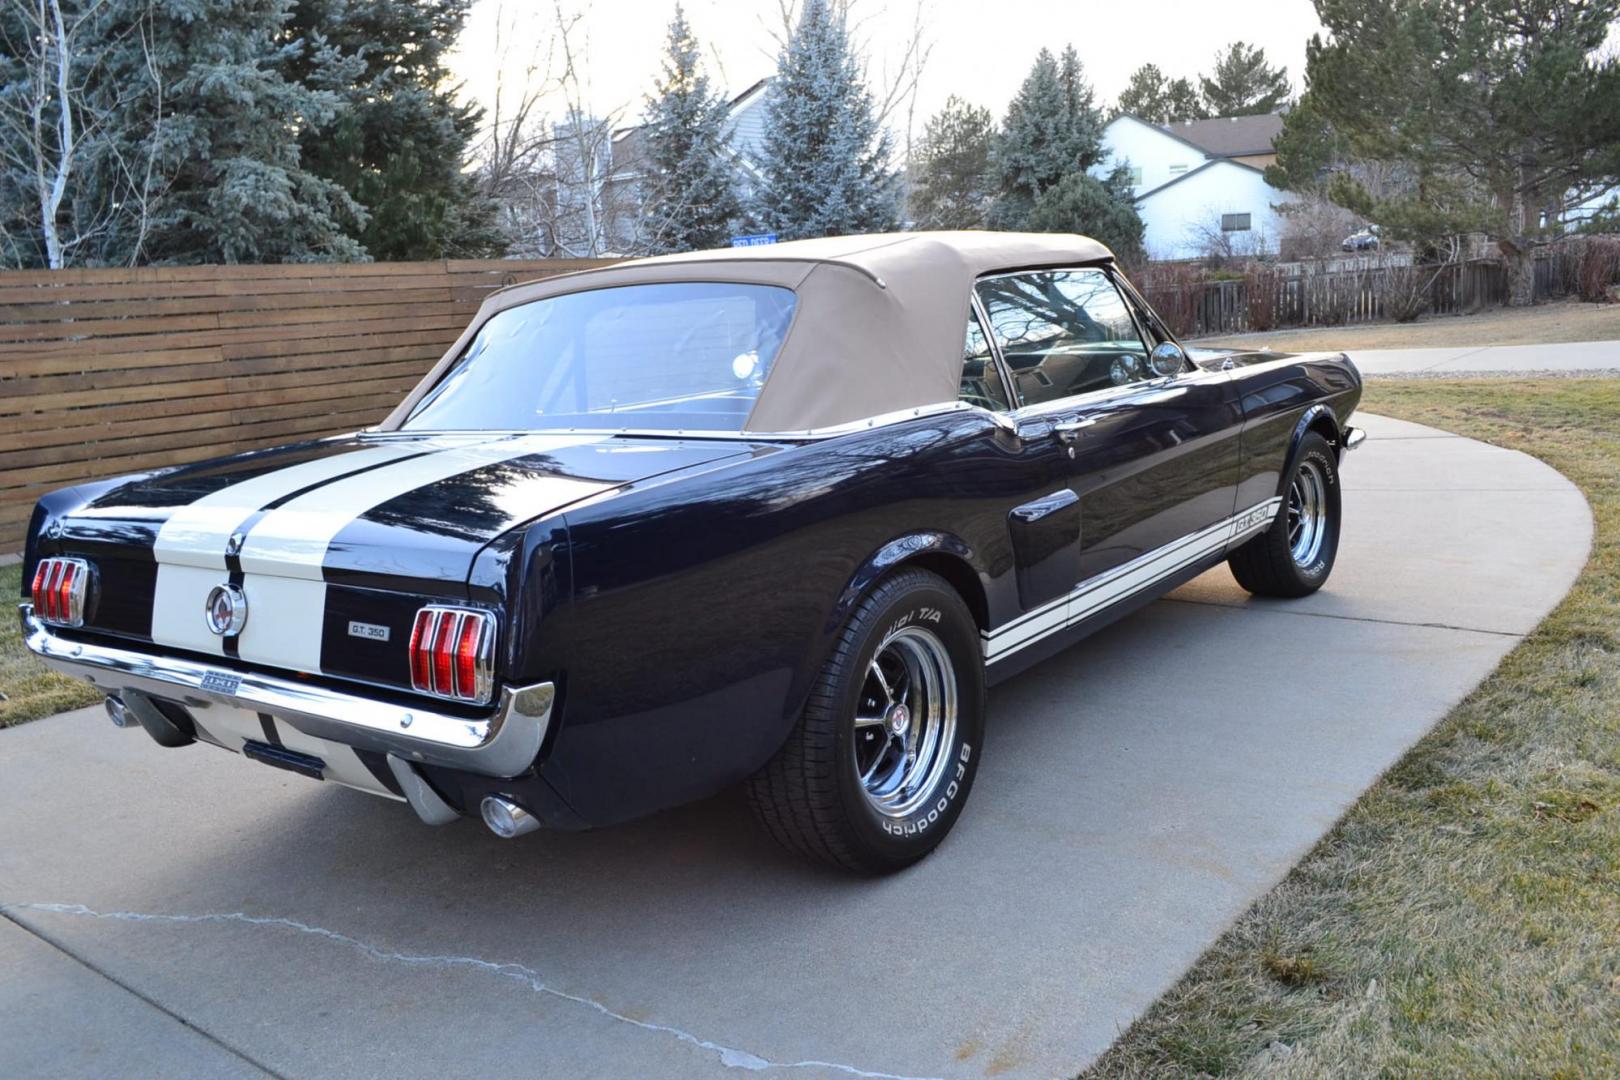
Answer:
[983,497,1283,663]
[19,606,552,778]
[381,400,981,445]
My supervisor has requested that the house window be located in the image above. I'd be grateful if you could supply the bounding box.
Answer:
[1169,164,1189,176]
[1126,166,1143,186]
[1221,213,1252,232]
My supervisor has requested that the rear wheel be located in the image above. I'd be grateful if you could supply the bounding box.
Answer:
[746,568,985,874]
[1229,431,1341,597]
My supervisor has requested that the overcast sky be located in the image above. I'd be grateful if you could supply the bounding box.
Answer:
[448,0,1327,137]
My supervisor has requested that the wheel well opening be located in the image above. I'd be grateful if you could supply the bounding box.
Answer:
[906,552,988,633]
[1308,413,1340,450]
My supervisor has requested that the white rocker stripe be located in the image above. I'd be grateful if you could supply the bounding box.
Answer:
[984,497,1283,663]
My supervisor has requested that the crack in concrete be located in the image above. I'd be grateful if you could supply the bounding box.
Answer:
[1,908,284,1078]
[1162,596,1525,638]
[3,902,943,1080]
[1419,345,1494,371]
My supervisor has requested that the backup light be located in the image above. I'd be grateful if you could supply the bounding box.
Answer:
[408,606,495,704]
[31,557,90,627]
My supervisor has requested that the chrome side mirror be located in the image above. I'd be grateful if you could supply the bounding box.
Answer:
[1148,341,1187,378]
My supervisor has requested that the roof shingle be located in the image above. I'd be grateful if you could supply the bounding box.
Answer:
[1162,114,1284,158]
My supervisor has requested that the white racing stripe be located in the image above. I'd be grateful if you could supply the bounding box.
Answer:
[237,433,605,580]
[150,564,230,657]
[227,433,609,676]
[189,706,402,801]
[150,432,610,676]
[153,443,424,570]
[149,442,428,656]
[985,497,1282,663]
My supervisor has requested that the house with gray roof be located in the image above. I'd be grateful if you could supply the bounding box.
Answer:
[1094,113,1288,261]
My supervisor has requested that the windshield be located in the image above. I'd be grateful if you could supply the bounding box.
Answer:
[401,282,798,432]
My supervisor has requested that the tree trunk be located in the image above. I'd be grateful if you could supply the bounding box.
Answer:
[1501,239,1536,307]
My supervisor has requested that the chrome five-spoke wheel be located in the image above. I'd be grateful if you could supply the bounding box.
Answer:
[746,567,984,872]
[852,625,958,819]
[1287,458,1328,567]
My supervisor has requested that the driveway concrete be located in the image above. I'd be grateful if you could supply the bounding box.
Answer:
[0,414,1591,1080]
[1348,339,1620,375]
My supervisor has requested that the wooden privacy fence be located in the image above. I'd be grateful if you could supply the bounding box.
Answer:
[1143,258,1517,339]
[0,258,610,554]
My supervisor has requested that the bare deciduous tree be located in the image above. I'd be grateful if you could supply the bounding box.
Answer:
[0,0,167,267]
[1186,206,1272,267]
[1276,193,1366,261]
[472,2,632,257]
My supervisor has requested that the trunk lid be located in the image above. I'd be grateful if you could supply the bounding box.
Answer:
[52,431,752,684]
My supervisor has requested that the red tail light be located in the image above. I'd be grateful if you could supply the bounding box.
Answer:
[408,606,495,704]
[453,616,482,699]
[30,557,90,627]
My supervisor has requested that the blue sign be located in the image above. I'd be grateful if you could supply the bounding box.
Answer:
[730,233,777,247]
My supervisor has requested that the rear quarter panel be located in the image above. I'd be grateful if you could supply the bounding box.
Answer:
[523,411,1051,826]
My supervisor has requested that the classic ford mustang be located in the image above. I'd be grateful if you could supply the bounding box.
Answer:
[22,232,1363,872]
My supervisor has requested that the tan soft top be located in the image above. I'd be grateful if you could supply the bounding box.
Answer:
[383,231,1115,434]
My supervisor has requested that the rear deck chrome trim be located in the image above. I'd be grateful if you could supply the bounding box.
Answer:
[20,605,552,778]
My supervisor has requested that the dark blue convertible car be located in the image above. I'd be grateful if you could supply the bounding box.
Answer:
[22,232,1363,872]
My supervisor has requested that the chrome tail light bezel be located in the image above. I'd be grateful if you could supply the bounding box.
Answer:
[408,606,497,706]
[30,557,91,627]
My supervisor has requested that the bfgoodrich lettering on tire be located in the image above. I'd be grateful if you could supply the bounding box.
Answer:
[1228,431,1342,598]
[745,567,986,873]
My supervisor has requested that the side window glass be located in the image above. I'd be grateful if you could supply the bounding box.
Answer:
[959,309,1012,411]
[974,269,1151,407]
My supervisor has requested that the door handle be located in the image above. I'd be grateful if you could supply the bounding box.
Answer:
[1051,416,1097,443]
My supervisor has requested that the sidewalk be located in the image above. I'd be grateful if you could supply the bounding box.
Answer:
[1349,339,1620,375]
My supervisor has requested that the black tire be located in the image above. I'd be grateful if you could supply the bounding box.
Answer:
[746,568,986,874]
[1228,431,1341,598]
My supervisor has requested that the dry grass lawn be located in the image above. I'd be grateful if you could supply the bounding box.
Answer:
[0,563,102,727]
[1083,377,1620,1078]
[1196,299,1620,352]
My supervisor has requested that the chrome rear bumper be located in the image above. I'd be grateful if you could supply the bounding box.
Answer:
[20,604,551,778]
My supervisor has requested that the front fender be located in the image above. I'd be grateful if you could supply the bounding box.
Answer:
[1282,402,1342,493]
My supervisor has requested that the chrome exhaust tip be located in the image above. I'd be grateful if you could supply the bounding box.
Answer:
[105,695,137,729]
[480,795,540,839]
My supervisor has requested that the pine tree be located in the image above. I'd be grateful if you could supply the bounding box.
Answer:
[910,96,994,229]
[755,0,898,240]
[132,0,370,263]
[990,46,1105,229]
[1117,63,1207,125]
[1026,164,1145,267]
[640,5,742,253]
[0,0,365,266]
[1057,46,1103,156]
[283,0,502,260]
[1200,42,1291,118]
[1272,0,1620,305]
